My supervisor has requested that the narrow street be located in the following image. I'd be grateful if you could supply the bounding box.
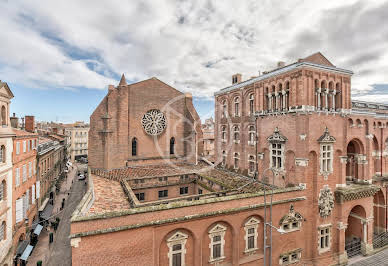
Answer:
[28,163,87,266]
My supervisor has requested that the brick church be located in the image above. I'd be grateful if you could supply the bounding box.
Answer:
[70,53,388,266]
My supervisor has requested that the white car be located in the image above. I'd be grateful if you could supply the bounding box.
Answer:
[78,174,86,180]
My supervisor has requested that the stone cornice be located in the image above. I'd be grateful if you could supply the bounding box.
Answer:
[334,184,380,203]
[70,196,306,238]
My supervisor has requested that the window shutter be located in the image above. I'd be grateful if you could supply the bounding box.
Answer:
[22,194,27,218]
[16,198,23,223]
[32,184,35,202]
[26,189,30,210]
[16,142,20,155]
[36,181,40,199]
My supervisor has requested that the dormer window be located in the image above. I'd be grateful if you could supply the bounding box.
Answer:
[279,205,303,233]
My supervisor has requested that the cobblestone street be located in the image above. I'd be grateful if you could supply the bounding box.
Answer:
[349,248,388,266]
[28,163,87,266]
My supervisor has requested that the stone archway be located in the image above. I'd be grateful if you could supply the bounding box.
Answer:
[346,139,365,181]
[345,205,372,257]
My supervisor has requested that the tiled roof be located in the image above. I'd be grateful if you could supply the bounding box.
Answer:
[49,134,64,141]
[38,137,52,144]
[91,163,266,193]
[12,128,38,137]
[87,176,130,214]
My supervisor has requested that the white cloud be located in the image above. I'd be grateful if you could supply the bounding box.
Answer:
[0,0,388,99]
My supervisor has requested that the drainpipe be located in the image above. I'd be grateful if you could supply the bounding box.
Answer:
[381,127,383,177]
[386,186,387,232]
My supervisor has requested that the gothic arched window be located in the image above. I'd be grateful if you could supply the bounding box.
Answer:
[170,137,175,155]
[132,138,137,156]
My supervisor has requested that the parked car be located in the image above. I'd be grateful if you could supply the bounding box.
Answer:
[78,174,86,180]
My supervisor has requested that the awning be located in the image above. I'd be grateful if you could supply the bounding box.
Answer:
[33,224,43,236]
[40,204,54,220]
[16,240,29,256]
[38,198,49,212]
[20,244,33,261]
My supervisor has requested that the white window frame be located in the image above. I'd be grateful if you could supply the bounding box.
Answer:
[248,126,256,146]
[167,231,188,266]
[15,168,20,187]
[221,126,227,143]
[233,126,240,143]
[249,93,254,115]
[22,164,27,182]
[28,161,32,177]
[320,144,333,174]
[244,217,260,253]
[23,140,26,153]
[16,142,20,155]
[318,225,331,253]
[208,224,227,263]
[248,155,256,176]
[270,143,284,170]
[234,97,240,117]
[233,152,239,170]
[222,100,227,118]
[279,249,302,265]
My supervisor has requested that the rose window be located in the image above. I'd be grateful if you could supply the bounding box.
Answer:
[141,109,167,136]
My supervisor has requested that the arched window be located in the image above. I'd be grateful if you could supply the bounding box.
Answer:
[248,126,255,145]
[0,146,5,163]
[221,126,227,141]
[167,231,188,266]
[249,94,254,115]
[1,106,6,126]
[234,152,239,169]
[170,137,175,155]
[0,180,5,201]
[244,217,260,252]
[234,97,240,117]
[222,151,226,166]
[248,155,255,175]
[0,221,5,240]
[233,126,240,142]
[222,100,227,118]
[131,138,137,156]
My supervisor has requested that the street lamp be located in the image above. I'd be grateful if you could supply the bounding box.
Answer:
[262,167,280,266]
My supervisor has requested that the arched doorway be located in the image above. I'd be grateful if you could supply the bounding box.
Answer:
[345,205,367,258]
[373,190,386,235]
[346,139,364,181]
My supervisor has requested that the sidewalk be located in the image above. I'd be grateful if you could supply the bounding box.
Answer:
[28,163,78,265]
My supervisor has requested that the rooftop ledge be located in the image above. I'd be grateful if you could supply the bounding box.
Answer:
[71,185,305,223]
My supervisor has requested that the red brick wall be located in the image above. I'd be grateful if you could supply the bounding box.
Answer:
[89,78,203,170]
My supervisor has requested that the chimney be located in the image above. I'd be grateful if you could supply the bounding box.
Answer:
[25,116,35,132]
[10,113,18,128]
[277,61,285,68]
[232,74,242,85]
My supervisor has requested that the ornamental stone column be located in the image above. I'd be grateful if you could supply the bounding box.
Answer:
[282,90,286,111]
[274,92,279,112]
[332,90,336,111]
[268,94,272,112]
[317,88,321,110]
[325,90,328,110]
[337,222,348,265]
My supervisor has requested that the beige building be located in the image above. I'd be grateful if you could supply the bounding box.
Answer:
[0,80,15,266]
[202,117,215,163]
[64,122,89,162]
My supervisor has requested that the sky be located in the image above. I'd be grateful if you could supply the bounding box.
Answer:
[1,0,388,123]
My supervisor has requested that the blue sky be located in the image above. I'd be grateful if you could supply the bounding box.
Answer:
[2,0,388,123]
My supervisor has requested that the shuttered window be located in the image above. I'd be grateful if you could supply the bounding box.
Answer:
[15,198,23,223]
[15,168,20,187]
